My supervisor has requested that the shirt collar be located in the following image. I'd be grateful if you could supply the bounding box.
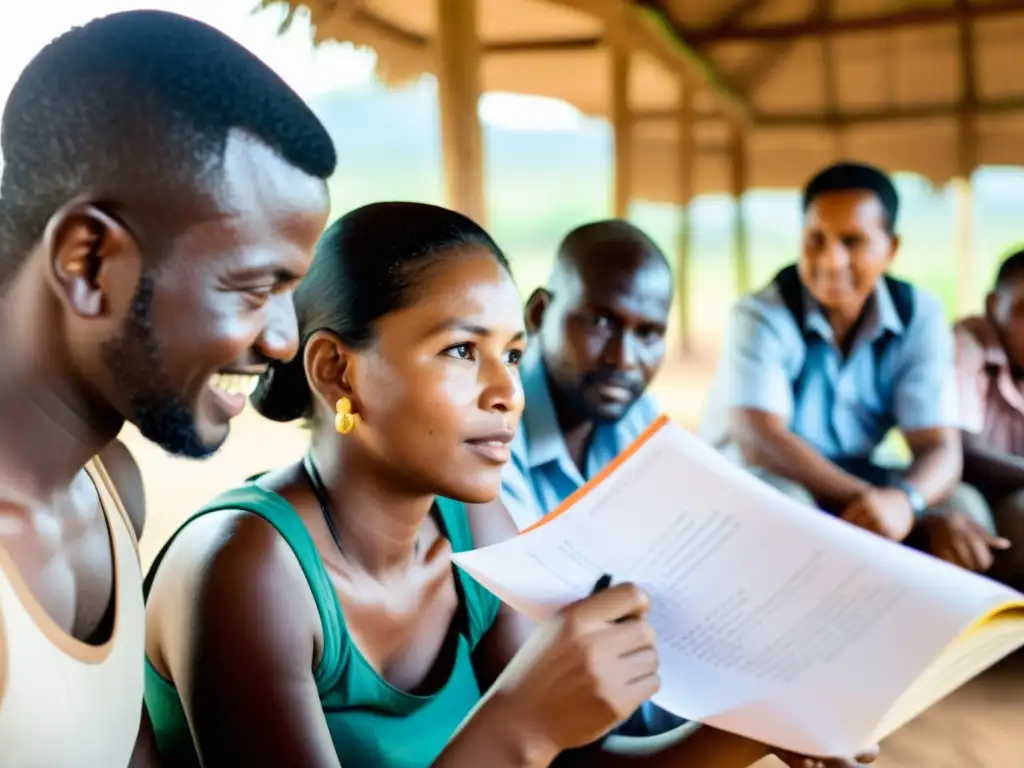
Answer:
[519,342,657,472]
[519,343,568,470]
[803,277,906,344]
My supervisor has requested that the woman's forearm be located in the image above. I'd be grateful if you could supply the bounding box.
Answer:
[434,693,559,768]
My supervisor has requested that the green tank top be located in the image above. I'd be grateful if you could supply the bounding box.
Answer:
[143,483,501,767]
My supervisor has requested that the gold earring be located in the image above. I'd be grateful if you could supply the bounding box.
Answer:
[334,397,358,435]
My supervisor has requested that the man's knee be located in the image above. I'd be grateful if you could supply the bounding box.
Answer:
[993,490,1024,585]
[941,483,997,535]
[745,466,816,507]
[994,488,1024,531]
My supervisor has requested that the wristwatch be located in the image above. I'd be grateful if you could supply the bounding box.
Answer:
[896,480,927,518]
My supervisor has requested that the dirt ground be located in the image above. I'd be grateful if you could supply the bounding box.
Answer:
[122,353,1023,767]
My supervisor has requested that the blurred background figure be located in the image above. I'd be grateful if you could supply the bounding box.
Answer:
[700,163,1006,574]
[955,248,1024,589]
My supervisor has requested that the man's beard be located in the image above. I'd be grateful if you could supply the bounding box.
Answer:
[546,367,640,427]
[100,276,220,459]
[578,369,642,422]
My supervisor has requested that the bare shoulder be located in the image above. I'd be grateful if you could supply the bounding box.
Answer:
[145,507,320,684]
[97,439,146,540]
[144,506,337,766]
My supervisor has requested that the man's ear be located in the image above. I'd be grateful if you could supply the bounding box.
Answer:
[43,203,140,319]
[985,290,999,321]
[886,232,901,265]
[524,288,552,335]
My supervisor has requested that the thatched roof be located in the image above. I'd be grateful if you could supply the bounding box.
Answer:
[267,0,1024,201]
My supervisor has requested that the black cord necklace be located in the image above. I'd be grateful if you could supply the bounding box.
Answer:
[302,453,346,555]
[301,453,421,558]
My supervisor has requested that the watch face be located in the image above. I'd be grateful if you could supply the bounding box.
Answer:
[904,485,926,513]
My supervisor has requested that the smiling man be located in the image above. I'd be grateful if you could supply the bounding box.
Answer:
[700,162,1007,573]
[0,11,334,766]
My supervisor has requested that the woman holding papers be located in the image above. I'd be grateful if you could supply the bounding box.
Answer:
[141,202,874,768]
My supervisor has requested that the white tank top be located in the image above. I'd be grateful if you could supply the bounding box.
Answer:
[0,458,145,767]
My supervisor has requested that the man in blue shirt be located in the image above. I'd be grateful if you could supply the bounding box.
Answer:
[501,219,669,529]
[700,162,1008,571]
[501,219,686,736]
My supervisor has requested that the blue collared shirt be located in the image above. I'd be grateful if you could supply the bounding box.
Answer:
[501,344,683,737]
[501,343,661,529]
[699,276,959,457]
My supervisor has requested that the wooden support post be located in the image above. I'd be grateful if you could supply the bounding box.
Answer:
[729,121,750,296]
[610,44,632,219]
[818,0,845,159]
[436,0,486,225]
[953,179,974,314]
[954,0,977,316]
[676,82,695,354]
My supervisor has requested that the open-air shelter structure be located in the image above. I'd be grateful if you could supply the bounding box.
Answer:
[265,0,1024,350]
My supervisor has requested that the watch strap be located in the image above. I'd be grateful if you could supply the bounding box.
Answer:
[896,480,927,518]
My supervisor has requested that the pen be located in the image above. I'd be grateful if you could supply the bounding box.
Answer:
[590,573,630,626]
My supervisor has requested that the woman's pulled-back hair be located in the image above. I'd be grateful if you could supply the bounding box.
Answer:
[251,201,509,423]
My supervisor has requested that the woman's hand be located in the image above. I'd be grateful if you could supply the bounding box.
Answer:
[490,582,659,757]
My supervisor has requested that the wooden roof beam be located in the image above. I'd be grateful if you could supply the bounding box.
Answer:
[703,0,769,35]
[635,106,723,123]
[485,36,602,54]
[734,42,793,94]
[955,0,979,177]
[634,97,1024,126]
[759,98,1024,127]
[817,0,843,157]
[544,0,753,124]
[689,0,1021,45]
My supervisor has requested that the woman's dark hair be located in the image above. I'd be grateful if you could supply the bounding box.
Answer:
[252,201,510,423]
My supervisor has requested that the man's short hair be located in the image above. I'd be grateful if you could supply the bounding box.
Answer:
[995,247,1024,290]
[802,162,899,234]
[0,10,336,283]
[555,219,668,273]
